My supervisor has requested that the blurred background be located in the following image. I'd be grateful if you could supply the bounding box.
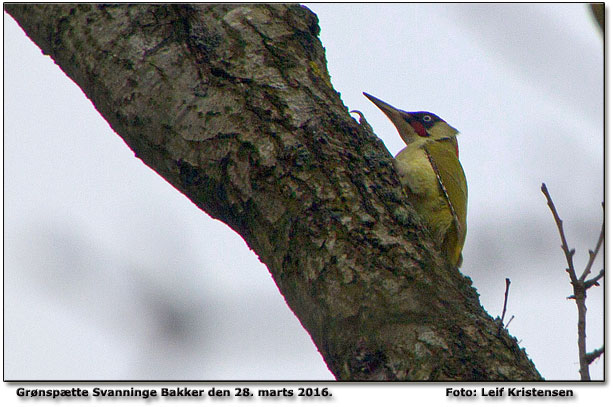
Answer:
[4,3,603,380]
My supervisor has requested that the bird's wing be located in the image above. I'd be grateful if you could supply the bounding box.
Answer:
[424,139,468,242]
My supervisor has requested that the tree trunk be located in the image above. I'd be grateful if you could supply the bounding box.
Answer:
[5,3,542,380]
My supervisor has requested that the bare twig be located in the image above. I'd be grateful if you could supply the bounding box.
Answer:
[541,183,604,381]
[497,278,511,335]
[579,221,604,282]
[540,183,577,282]
[501,278,511,321]
[585,269,604,289]
[504,315,515,330]
[585,346,604,365]
[349,110,373,134]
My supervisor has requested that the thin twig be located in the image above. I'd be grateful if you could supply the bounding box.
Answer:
[540,183,577,282]
[500,278,511,324]
[585,346,605,365]
[497,278,511,336]
[541,183,591,380]
[579,221,604,282]
[504,315,515,330]
[585,269,604,289]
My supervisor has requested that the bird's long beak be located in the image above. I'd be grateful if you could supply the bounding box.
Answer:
[363,92,417,145]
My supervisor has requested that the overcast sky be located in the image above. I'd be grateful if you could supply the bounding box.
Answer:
[4,3,604,382]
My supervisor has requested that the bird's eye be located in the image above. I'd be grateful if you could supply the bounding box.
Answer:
[422,115,432,122]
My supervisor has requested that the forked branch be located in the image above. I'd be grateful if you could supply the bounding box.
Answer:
[541,183,604,381]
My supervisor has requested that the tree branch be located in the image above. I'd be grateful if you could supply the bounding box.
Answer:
[497,278,511,336]
[5,4,541,380]
[541,183,603,381]
[579,214,604,282]
[540,184,577,282]
[585,346,604,365]
[585,270,604,289]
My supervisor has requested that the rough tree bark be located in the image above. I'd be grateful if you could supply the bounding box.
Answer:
[5,4,542,380]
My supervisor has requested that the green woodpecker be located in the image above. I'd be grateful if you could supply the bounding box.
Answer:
[363,92,467,267]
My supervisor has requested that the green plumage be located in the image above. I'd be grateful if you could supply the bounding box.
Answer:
[424,139,467,266]
[362,92,468,267]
